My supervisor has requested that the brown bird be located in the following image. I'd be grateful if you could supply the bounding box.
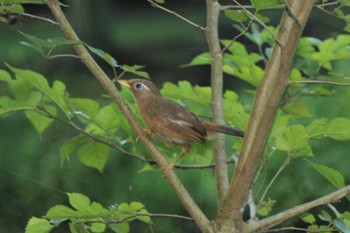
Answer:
[117,79,244,174]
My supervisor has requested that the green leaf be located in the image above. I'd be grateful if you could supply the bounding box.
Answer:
[183,52,211,66]
[78,140,111,172]
[137,209,151,223]
[307,118,350,141]
[128,202,144,211]
[224,9,249,23]
[275,125,312,157]
[258,198,276,217]
[251,0,281,10]
[25,105,56,135]
[6,65,71,118]
[60,135,88,166]
[153,0,165,3]
[90,223,106,233]
[68,98,100,123]
[68,193,92,213]
[300,212,316,224]
[283,99,311,119]
[308,161,345,189]
[19,31,81,55]
[25,217,54,233]
[92,103,120,133]
[122,65,149,79]
[45,204,80,219]
[86,45,118,67]
[109,222,130,233]
[319,210,332,222]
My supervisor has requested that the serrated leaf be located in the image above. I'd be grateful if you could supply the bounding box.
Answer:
[6,65,71,118]
[300,212,316,224]
[129,202,144,211]
[78,140,111,172]
[60,135,88,166]
[68,193,92,214]
[137,209,151,223]
[25,217,54,233]
[86,45,118,67]
[224,9,249,23]
[122,65,149,79]
[307,118,350,141]
[308,161,345,189]
[275,125,312,157]
[109,222,130,233]
[45,204,79,219]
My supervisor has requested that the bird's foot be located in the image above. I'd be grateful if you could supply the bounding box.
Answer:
[136,129,152,142]
[163,163,175,178]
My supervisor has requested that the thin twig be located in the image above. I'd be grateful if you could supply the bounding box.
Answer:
[231,0,282,47]
[48,54,81,59]
[113,213,194,223]
[146,0,206,31]
[288,80,350,86]
[19,12,58,25]
[221,1,339,10]
[257,154,292,210]
[221,23,251,54]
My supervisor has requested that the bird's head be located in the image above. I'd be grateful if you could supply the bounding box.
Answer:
[117,79,161,99]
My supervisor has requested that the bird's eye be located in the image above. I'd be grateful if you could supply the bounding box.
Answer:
[134,83,142,89]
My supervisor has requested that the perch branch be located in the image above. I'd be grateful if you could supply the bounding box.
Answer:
[44,1,213,232]
[249,185,350,232]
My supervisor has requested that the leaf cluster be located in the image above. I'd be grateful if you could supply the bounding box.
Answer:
[25,193,151,233]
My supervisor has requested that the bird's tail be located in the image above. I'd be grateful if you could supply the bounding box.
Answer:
[203,122,244,137]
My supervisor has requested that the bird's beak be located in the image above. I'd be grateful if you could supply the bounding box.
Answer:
[117,80,131,89]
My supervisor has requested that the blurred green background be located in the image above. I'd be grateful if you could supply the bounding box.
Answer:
[1,1,350,232]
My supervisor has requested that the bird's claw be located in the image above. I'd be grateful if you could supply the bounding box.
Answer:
[136,129,152,142]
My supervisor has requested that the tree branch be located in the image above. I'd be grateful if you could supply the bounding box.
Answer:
[248,185,350,232]
[288,80,350,86]
[205,0,229,207]
[146,0,206,31]
[216,0,316,228]
[44,1,213,232]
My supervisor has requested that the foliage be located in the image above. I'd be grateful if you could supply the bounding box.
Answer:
[1,0,350,233]
[25,193,151,233]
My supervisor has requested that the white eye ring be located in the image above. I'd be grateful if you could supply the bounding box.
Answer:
[134,82,150,91]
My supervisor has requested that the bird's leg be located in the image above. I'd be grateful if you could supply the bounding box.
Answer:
[136,129,152,142]
[163,145,191,178]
